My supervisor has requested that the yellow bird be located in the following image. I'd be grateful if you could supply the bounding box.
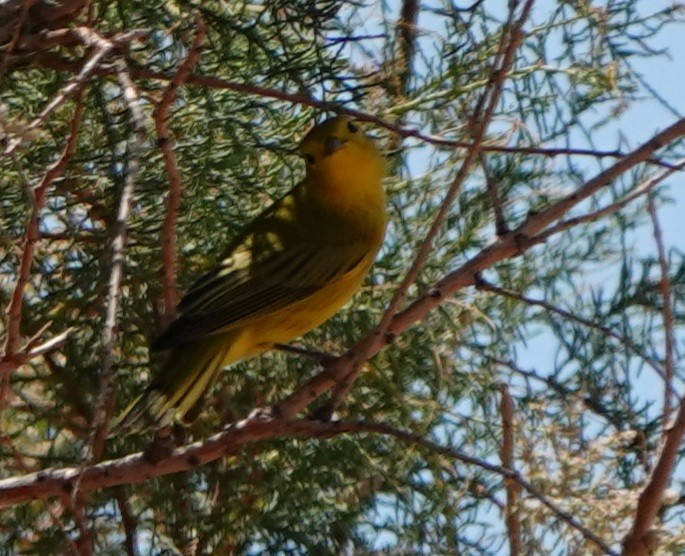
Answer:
[117,115,387,431]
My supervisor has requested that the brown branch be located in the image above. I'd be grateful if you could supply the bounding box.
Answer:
[153,14,205,323]
[0,417,313,506]
[274,116,685,421]
[0,0,35,80]
[534,158,685,244]
[646,194,675,431]
[2,92,84,358]
[381,0,420,157]
[114,488,138,556]
[1,88,84,418]
[500,385,521,556]
[621,190,678,552]
[323,0,537,415]
[622,395,685,555]
[0,434,83,555]
[394,0,419,100]
[19,51,677,168]
[0,416,616,554]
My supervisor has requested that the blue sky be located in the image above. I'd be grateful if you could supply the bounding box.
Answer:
[362,1,685,550]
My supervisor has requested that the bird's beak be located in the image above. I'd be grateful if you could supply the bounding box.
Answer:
[323,136,346,156]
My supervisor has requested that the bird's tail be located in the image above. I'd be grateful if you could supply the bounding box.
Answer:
[113,333,238,434]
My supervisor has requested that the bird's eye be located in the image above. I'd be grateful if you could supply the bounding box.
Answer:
[304,153,315,165]
[347,121,358,133]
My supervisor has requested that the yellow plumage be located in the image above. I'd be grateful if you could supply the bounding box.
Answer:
[117,115,387,431]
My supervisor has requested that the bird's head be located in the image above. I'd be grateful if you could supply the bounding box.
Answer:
[298,115,386,186]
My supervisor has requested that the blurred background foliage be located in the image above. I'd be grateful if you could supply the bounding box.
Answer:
[1,0,684,554]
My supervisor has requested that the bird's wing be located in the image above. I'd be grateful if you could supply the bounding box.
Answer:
[151,239,367,351]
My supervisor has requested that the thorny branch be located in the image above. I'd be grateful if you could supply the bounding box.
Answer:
[500,385,521,556]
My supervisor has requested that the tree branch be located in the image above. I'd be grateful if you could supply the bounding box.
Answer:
[500,385,521,556]
[0,416,616,554]
[274,116,685,420]
[646,194,675,430]
[15,50,677,168]
[89,55,146,460]
[323,0,537,415]
[153,14,205,323]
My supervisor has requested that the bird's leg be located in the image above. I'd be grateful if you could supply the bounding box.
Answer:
[273,343,336,366]
[143,426,174,463]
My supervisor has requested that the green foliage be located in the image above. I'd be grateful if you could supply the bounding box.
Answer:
[1,0,684,554]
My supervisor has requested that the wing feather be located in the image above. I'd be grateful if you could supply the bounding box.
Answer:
[151,241,366,352]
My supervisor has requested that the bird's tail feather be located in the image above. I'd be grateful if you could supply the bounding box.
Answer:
[112,337,233,435]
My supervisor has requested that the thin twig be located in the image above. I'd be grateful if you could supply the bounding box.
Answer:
[1,92,85,415]
[0,326,74,375]
[322,0,536,415]
[533,159,685,244]
[475,278,673,388]
[20,51,678,168]
[646,194,675,432]
[481,153,508,235]
[153,14,206,322]
[500,385,521,556]
[2,93,85,357]
[90,58,146,461]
